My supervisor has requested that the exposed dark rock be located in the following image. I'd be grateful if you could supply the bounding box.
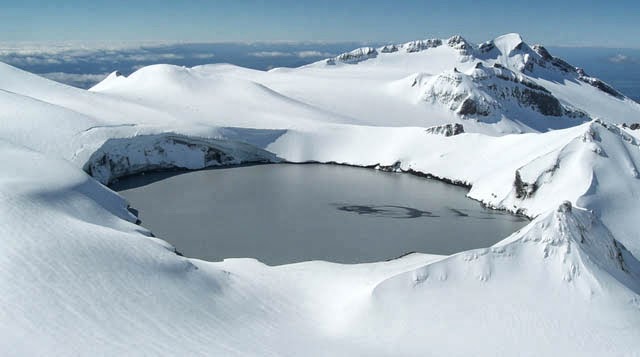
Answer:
[523,56,535,73]
[447,35,472,55]
[611,240,630,273]
[425,123,465,136]
[375,160,402,172]
[557,200,572,213]
[403,169,472,188]
[478,41,495,53]
[514,170,538,199]
[127,206,140,224]
[551,57,575,73]
[458,98,482,116]
[517,88,563,116]
[513,42,524,52]
[84,134,278,184]
[327,47,378,65]
[380,44,399,53]
[563,107,590,119]
[532,45,553,61]
[403,39,442,53]
[494,71,551,93]
[458,98,477,115]
[532,44,576,73]
[576,71,624,99]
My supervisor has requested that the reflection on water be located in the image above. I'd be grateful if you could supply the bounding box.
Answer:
[113,164,528,265]
[335,204,437,218]
[334,204,527,221]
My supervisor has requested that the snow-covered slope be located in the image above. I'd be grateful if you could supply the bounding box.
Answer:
[1,144,638,355]
[1,33,640,355]
[84,34,640,135]
[368,201,640,356]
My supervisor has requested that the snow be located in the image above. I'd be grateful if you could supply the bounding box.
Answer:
[493,33,525,55]
[1,33,640,355]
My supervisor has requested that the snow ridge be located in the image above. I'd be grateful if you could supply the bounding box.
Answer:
[317,33,626,102]
[377,201,640,292]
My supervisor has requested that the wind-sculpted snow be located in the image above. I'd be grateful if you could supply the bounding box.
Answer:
[1,33,640,355]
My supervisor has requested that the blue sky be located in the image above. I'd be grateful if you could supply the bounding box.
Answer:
[1,0,639,47]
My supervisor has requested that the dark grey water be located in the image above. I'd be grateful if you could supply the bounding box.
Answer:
[112,164,528,265]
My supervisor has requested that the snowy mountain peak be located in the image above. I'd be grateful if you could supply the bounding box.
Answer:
[446,35,473,55]
[492,33,526,56]
[308,33,628,102]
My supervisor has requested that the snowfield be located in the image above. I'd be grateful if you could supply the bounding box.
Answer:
[1,33,640,355]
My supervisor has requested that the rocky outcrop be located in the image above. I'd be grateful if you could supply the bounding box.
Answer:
[402,39,442,53]
[380,44,399,53]
[84,133,279,184]
[477,41,495,54]
[514,170,538,199]
[532,45,553,62]
[420,65,576,120]
[373,160,402,173]
[425,123,464,136]
[531,45,624,99]
[327,47,378,65]
[576,69,624,99]
[447,35,473,56]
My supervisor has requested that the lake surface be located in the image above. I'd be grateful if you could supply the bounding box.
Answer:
[113,164,528,265]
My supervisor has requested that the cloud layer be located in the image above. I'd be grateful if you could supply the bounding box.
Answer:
[249,50,334,58]
[38,72,110,89]
[0,41,363,88]
[609,53,637,64]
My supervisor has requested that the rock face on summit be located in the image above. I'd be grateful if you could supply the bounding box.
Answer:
[327,47,378,64]
[311,32,631,133]
[418,64,584,122]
